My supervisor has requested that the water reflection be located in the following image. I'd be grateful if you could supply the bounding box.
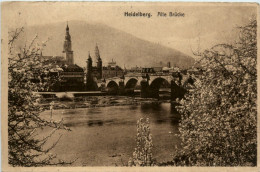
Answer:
[140,102,180,126]
[60,102,181,128]
[170,102,181,125]
[88,120,104,126]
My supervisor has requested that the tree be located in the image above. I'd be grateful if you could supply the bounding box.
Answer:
[172,18,257,166]
[8,27,73,166]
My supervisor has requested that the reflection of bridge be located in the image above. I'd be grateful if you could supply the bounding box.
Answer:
[102,73,193,100]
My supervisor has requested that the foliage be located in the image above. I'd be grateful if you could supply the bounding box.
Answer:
[128,118,155,166]
[173,18,257,166]
[8,28,73,166]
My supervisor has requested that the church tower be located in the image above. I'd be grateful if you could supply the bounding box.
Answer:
[95,44,102,79]
[63,22,74,65]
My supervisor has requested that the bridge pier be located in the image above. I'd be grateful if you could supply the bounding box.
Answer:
[149,88,160,98]
[125,89,133,95]
[140,79,150,98]
[140,80,160,98]
[118,81,125,95]
[171,80,187,101]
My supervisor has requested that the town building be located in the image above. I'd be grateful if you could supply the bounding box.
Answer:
[141,67,156,74]
[41,23,85,91]
[102,59,124,79]
[127,66,142,74]
[151,66,163,73]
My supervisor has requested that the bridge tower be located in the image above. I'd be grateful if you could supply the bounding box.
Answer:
[95,44,102,79]
[86,52,92,77]
[86,53,95,90]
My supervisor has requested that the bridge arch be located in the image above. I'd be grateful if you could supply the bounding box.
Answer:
[124,78,139,95]
[107,80,119,94]
[105,78,121,88]
[124,76,140,85]
[149,76,172,85]
[125,78,138,89]
[149,77,171,90]
[148,77,171,98]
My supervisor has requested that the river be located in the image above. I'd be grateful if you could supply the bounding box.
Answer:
[40,101,181,166]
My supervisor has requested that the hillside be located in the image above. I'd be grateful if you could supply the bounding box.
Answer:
[16,20,195,69]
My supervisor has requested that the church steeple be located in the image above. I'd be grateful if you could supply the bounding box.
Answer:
[63,22,74,64]
[64,22,71,44]
[66,21,69,31]
[95,43,101,60]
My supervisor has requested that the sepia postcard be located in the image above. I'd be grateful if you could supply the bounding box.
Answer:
[1,2,260,172]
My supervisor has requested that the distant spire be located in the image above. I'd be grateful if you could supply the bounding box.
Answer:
[88,51,92,60]
[64,21,71,42]
[66,21,69,31]
[95,43,101,60]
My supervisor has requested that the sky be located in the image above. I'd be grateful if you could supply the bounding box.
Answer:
[2,2,257,58]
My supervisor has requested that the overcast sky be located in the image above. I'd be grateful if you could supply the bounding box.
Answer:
[3,2,257,58]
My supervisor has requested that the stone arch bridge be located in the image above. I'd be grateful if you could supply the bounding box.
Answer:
[101,73,193,100]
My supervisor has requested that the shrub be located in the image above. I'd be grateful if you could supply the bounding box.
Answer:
[128,118,156,166]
